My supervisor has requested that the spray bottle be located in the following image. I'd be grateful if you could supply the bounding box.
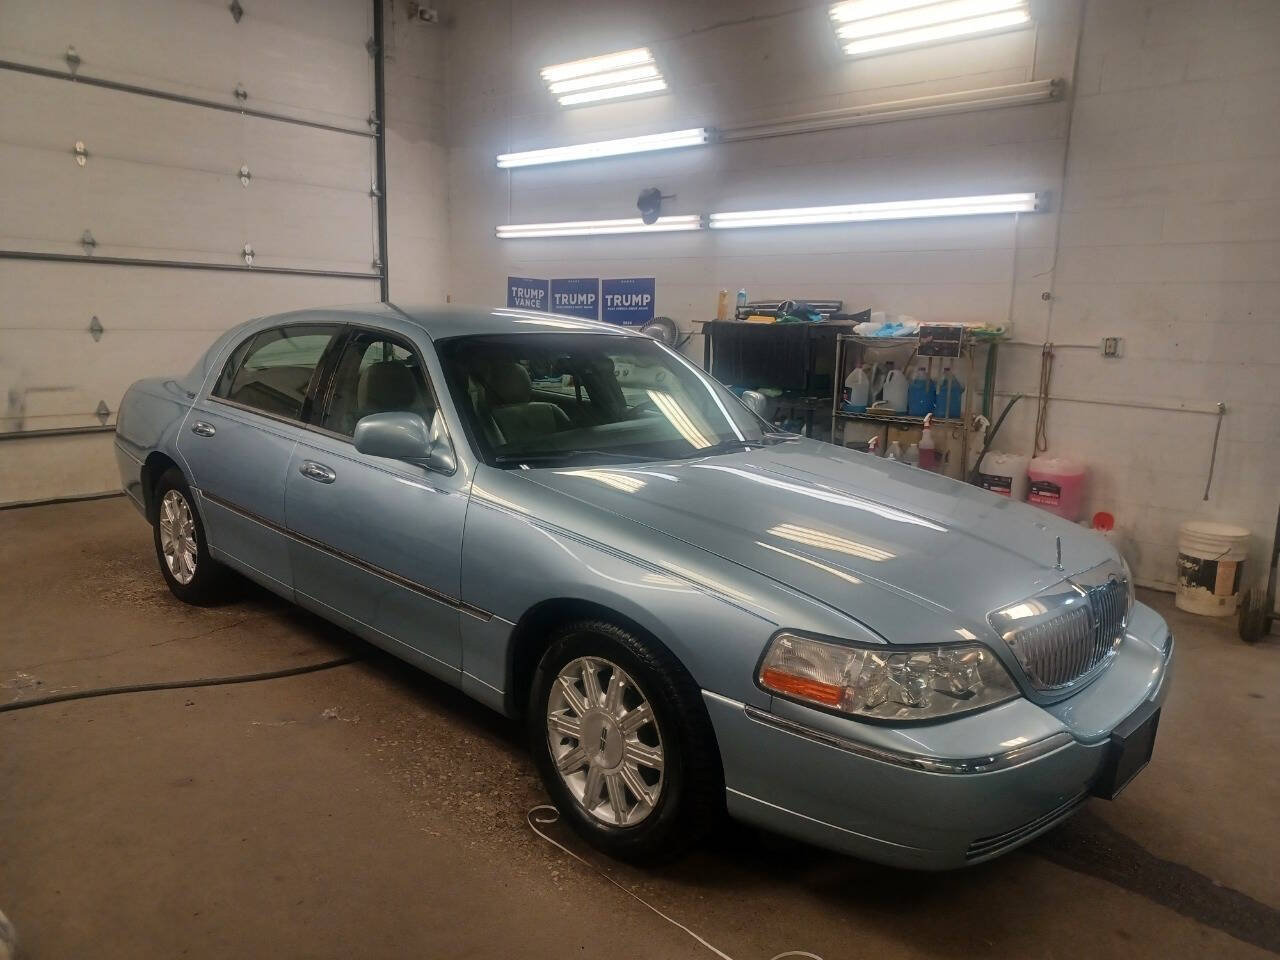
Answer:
[918,413,939,472]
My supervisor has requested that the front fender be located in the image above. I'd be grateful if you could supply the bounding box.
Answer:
[458,468,877,709]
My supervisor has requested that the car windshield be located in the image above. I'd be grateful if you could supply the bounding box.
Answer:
[436,332,776,467]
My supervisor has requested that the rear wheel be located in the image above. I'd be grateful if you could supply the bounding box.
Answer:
[152,468,226,604]
[528,619,723,862]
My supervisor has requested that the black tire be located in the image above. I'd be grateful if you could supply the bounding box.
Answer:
[151,467,227,605]
[528,619,724,863]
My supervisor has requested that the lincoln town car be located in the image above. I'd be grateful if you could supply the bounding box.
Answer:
[114,304,1173,867]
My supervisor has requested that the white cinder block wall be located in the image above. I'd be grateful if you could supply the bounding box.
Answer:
[437,0,1280,593]
[1012,0,1280,593]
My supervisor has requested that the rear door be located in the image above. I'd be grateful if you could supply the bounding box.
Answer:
[178,322,342,593]
[284,325,469,681]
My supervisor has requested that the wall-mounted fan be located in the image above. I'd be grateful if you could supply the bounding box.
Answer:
[640,316,680,345]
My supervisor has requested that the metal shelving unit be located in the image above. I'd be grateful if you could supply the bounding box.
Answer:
[831,332,1001,472]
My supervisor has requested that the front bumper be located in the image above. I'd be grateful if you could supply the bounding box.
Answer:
[705,601,1174,870]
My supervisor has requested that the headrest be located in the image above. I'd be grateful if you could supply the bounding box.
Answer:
[487,362,532,404]
[359,361,420,411]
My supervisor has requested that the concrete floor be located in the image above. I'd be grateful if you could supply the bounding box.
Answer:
[2,497,1277,960]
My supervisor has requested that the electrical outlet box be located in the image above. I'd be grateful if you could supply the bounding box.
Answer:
[1102,336,1123,358]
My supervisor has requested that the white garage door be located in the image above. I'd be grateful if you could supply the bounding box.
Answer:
[0,0,383,504]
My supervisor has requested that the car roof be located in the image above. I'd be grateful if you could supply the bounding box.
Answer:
[256,302,643,341]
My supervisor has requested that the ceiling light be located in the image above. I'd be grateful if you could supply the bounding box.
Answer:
[557,78,668,106]
[496,215,702,239]
[548,65,660,95]
[540,47,668,106]
[830,0,1030,57]
[540,48,655,83]
[496,128,712,169]
[709,192,1042,229]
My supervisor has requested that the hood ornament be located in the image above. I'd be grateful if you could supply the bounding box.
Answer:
[1055,536,1063,571]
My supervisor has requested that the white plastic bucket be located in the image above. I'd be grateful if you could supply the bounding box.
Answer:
[1176,520,1250,617]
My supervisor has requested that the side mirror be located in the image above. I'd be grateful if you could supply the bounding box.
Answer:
[353,410,456,473]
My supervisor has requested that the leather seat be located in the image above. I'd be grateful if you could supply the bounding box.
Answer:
[485,362,570,444]
[355,361,431,423]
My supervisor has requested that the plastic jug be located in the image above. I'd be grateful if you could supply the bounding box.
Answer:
[977,452,1030,500]
[1027,457,1087,521]
[870,362,888,403]
[843,366,871,412]
[906,366,933,417]
[936,367,965,418]
[882,367,908,413]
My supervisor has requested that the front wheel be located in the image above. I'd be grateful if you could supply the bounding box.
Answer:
[152,468,226,605]
[528,620,723,862]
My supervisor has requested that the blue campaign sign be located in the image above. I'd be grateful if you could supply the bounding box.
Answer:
[506,277,548,310]
[550,278,599,320]
[601,277,656,327]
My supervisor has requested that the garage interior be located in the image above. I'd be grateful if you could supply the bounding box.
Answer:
[2,0,1278,958]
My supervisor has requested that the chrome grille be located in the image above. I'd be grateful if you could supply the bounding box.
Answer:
[989,562,1130,692]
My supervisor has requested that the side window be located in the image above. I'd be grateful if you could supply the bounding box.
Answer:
[320,332,436,438]
[213,325,338,421]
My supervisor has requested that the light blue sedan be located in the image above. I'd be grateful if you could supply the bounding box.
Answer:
[114,304,1173,867]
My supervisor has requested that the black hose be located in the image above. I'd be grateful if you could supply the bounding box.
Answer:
[968,393,1024,484]
[0,656,359,714]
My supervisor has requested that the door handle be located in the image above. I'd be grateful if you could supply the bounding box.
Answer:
[190,421,216,437]
[299,460,336,484]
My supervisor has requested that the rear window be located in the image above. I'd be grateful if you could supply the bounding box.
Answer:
[213,325,339,421]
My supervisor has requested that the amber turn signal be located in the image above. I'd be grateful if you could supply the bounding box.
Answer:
[760,667,843,706]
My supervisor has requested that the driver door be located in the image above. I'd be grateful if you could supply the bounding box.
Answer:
[285,326,468,680]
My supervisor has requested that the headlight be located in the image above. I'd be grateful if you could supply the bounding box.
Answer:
[757,632,1018,722]
[1120,555,1136,615]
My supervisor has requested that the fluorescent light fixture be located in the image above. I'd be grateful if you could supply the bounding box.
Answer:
[540,48,654,83]
[540,47,668,106]
[829,0,1030,57]
[709,193,1041,229]
[557,78,668,106]
[496,215,702,239]
[548,65,659,95]
[833,0,1022,34]
[496,128,711,169]
[495,79,1057,168]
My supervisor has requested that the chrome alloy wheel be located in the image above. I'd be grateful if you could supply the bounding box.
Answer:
[159,489,198,585]
[546,656,665,827]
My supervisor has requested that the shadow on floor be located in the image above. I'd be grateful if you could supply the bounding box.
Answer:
[228,571,1280,956]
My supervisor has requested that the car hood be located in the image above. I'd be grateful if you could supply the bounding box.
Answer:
[518,439,1113,640]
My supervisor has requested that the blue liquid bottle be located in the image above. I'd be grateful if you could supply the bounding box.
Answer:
[907,366,933,417]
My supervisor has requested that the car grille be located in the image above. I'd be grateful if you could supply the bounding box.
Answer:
[1000,575,1129,691]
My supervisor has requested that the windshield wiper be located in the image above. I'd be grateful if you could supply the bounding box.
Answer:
[678,434,798,459]
[493,449,647,466]
[679,438,760,458]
